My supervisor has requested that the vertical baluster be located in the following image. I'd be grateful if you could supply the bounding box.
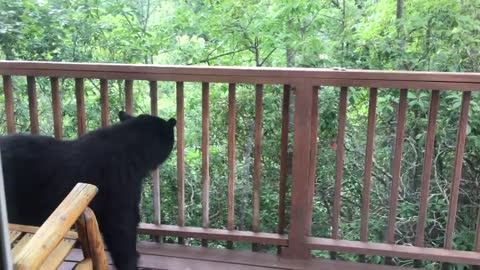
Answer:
[176,82,185,244]
[125,80,133,115]
[75,78,86,136]
[444,91,471,249]
[51,78,63,139]
[100,79,109,128]
[27,76,39,135]
[331,87,348,259]
[475,211,480,252]
[3,75,15,134]
[415,90,440,247]
[384,89,408,265]
[360,88,378,243]
[201,82,210,247]
[150,81,161,232]
[305,86,319,235]
[475,217,480,270]
[359,88,378,263]
[252,84,264,251]
[227,83,236,250]
[277,84,290,254]
[386,89,408,244]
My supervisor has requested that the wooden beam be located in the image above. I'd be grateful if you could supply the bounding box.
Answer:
[50,77,63,139]
[137,223,287,246]
[307,237,480,266]
[1,61,479,90]
[100,79,109,127]
[13,183,98,270]
[27,76,39,134]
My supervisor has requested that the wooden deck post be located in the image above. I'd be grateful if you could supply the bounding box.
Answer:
[281,79,315,259]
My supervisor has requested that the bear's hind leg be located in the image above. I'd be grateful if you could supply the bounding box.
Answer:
[101,216,138,270]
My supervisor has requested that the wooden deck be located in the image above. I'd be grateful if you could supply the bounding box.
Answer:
[3,61,480,268]
[59,242,412,270]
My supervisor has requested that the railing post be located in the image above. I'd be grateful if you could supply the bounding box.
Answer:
[281,79,315,259]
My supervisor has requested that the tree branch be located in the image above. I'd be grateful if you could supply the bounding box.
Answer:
[259,47,277,66]
[189,48,250,65]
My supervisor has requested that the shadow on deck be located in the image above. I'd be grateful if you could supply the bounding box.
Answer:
[60,242,411,270]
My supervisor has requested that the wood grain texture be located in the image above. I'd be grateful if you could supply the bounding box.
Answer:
[38,239,76,270]
[307,237,480,266]
[149,81,158,116]
[227,83,236,249]
[75,78,86,136]
[75,207,108,270]
[13,183,98,270]
[9,224,78,240]
[12,234,33,258]
[27,76,39,134]
[125,79,133,114]
[51,77,63,139]
[100,79,108,127]
[201,82,210,247]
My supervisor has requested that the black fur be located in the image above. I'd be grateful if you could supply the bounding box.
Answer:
[0,111,176,270]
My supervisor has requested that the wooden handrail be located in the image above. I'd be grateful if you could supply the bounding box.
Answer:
[307,237,480,265]
[0,61,479,90]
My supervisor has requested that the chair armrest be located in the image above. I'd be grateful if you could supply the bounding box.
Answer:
[13,183,98,270]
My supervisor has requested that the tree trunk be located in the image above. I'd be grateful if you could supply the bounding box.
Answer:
[287,48,295,68]
[341,0,346,66]
[396,0,406,69]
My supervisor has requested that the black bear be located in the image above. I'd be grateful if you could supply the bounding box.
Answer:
[0,111,176,270]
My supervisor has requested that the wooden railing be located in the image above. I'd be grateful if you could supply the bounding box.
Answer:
[1,61,480,267]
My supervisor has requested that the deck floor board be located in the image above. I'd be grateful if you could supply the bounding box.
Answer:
[61,241,416,270]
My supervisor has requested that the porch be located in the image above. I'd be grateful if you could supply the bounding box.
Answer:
[1,61,480,269]
[61,241,408,270]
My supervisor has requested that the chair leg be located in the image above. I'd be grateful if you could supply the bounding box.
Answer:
[75,207,108,270]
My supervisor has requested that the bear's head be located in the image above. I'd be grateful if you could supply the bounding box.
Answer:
[118,110,176,130]
[117,111,176,169]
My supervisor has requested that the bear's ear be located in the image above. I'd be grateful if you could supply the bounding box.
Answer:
[118,111,134,122]
[167,118,177,127]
